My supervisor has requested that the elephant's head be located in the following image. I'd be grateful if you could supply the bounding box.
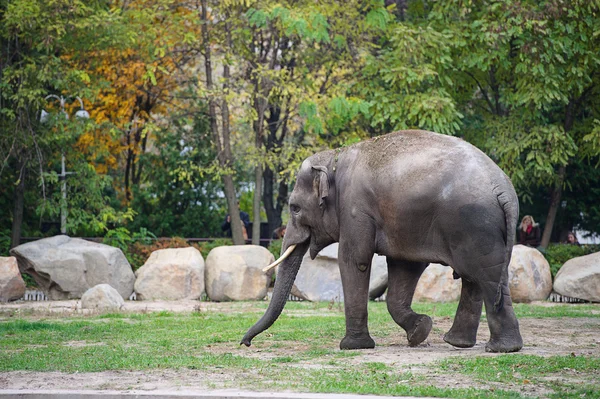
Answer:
[285,152,340,258]
[241,150,339,346]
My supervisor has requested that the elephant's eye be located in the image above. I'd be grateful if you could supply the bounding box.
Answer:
[290,204,301,214]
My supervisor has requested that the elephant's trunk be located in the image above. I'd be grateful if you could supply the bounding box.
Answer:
[241,242,309,347]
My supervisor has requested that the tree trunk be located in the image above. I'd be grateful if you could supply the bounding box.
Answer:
[201,0,244,244]
[124,130,132,202]
[252,91,266,245]
[252,165,263,245]
[540,101,575,248]
[540,165,566,249]
[263,165,288,237]
[262,166,281,237]
[10,158,26,249]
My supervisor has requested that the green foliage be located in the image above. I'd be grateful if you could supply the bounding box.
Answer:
[0,0,132,243]
[102,227,134,252]
[195,238,233,259]
[21,273,37,288]
[102,227,157,268]
[0,229,10,257]
[268,238,283,259]
[440,0,600,211]
[355,22,462,135]
[2,0,600,246]
[544,243,600,278]
[121,237,233,270]
[129,112,226,238]
[37,153,136,237]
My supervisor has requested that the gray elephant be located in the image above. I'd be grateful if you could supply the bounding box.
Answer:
[242,130,523,353]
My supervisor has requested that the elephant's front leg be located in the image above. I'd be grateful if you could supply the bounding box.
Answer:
[386,259,432,346]
[338,237,376,350]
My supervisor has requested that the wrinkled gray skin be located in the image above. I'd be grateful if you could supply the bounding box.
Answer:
[242,130,523,353]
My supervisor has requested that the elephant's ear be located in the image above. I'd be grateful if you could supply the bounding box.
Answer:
[311,165,329,207]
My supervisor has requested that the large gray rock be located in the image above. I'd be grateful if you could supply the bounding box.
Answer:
[508,245,552,302]
[10,235,135,300]
[291,244,388,302]
[134,247,205,300]
[414,263,461,303]
[554,251,600,302]
[205,245,274,301]
[0,256,26,302]
[369,255,388,300]
[81,284,125,311]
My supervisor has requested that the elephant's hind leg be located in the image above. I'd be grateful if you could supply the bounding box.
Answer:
[455,255,523,353]
[443,278,482,348]
[386,259,432,347]
[482,279,523,353]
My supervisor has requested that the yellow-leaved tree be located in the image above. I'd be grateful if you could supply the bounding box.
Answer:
[66,0,201,202]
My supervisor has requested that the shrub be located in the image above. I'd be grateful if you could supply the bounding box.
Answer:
[544,243,600,278]
[126,237,233,271]
[103,227,157,269]
[0,229,10,257]
[268,239,283,259]
[195,238,233,259]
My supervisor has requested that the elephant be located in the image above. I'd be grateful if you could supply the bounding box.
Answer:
[242,130,523,353]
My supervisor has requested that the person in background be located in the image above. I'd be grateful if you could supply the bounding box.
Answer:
[518,215,541,247]
[221,202,250,240]
[564,231,580,246]
[272,225,286,240]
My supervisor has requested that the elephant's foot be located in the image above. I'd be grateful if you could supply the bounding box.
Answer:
[407,315,432,347]
[485,336,523,353]
[340,334,375,350]
[443,328,477,348]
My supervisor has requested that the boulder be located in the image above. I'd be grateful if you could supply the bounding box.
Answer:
[413,263,461,303]
[10,235,135,300]
[0,257,26,302]
[134,247,205,300]
[205,245,274,301]
[554,251,600,302]
[508,245,553,302]
[291,243,388,302]
[81,284,125,311]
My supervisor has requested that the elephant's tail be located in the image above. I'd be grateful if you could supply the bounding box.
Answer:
[493,183,519,312]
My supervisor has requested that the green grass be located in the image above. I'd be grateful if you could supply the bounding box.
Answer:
[1,301,599,398]
[439,354,600,399]
[512,303,600,318]
[439,354,600,382]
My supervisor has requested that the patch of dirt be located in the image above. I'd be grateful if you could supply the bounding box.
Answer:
[1,300,599,398]
[63,341,107,348]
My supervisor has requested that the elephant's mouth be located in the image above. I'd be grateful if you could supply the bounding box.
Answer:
[309,232,330,260]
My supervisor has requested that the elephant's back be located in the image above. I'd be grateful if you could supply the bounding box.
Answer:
[353,130,477,172]
[351,131,495,187]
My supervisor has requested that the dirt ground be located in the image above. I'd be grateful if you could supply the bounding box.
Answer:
[1,300,599,397]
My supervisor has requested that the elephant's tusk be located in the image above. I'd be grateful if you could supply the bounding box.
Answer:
[262,244,297,273]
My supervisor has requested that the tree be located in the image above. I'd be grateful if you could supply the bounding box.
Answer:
[236,0,393,239]
[200,0,245,245]
[129,109,226,237]
[66,0,202,203]
[0,0,109,246]
[362,0,600,245]
[431,0,600,247]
